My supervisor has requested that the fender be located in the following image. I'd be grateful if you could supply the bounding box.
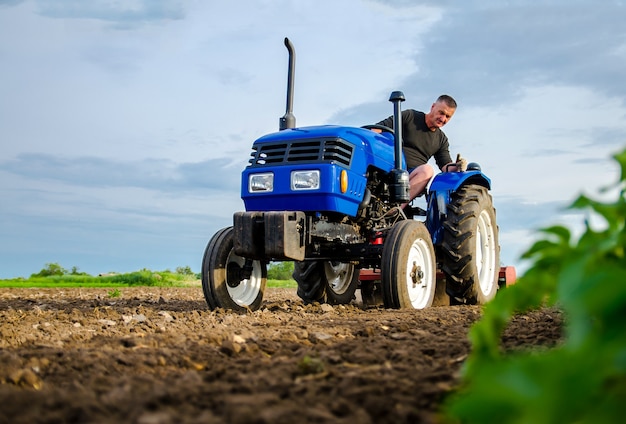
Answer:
[429,170,491,193]
[426,170,492,245]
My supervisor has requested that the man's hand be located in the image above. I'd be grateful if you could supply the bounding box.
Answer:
[455,154,468,172]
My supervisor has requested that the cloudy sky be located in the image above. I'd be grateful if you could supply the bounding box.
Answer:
[1,0,625,278]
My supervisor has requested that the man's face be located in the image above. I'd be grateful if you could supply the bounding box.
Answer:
[426,101,456,131]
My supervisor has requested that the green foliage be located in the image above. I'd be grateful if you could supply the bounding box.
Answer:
[3,266,200,288]
[30,263,88,278]
[107,289,121,298]
[31,262,68,277]
[267,261,295,280]
[267,279,297,288]
[175,265,195,276]
[297,355,325,375]
[106,271,163,286]
[444,148,626,424]
[70,266,88,275]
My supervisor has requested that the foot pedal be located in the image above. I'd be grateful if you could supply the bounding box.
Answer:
[411,206,427,216]
[405,206,427,218]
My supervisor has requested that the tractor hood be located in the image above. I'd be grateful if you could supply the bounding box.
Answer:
[240,125,403,216]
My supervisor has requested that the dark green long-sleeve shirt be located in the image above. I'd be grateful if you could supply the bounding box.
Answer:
[377,109,452,170]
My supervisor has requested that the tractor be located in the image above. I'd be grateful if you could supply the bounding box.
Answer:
[201,38,514,312]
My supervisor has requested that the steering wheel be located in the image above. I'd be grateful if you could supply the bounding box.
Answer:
[361,124,394,134]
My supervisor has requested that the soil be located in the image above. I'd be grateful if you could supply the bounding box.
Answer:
[0,287,563,424]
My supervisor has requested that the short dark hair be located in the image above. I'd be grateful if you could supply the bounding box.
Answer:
[437,94,457,109]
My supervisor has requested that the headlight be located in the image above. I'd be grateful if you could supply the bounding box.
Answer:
[249,173,274,192]
[291,170,320,190]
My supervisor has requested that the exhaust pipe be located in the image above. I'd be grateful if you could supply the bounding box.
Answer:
[389,91,406,170]
[389,91,409,204]
[280,37,296,130]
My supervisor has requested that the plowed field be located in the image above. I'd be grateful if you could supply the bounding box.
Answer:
[0,287,562,423]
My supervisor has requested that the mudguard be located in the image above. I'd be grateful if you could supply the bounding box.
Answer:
[429,170,491,193]
[426,170,492,245]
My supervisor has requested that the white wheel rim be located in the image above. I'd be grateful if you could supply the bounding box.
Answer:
[476,209,497,295]
[226,252,263,307]
[324,262,354,294]
[405,238,435,309]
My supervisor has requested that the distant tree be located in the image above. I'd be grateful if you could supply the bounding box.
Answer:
[32,263,68,277]
[70,266,88,275]
[267,262,294,280]
[175,266,195,276]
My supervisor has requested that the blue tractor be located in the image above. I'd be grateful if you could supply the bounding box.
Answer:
[201,38,510,312]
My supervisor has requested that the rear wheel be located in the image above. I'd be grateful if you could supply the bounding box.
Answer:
[293,261,358,305]
[440,185,500,304]
[381,220,437,309]
[201,227,266,312]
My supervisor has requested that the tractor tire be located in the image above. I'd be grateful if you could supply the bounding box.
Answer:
[292,260,358,305]
[201,226,266,312]
[440,185,500,304]
[381,220,437,309]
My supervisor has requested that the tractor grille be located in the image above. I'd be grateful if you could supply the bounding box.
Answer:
[248,138,354,167]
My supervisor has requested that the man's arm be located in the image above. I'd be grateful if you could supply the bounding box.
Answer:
[376,115,394,128]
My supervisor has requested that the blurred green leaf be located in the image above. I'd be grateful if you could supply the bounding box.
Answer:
[444,147,626,424]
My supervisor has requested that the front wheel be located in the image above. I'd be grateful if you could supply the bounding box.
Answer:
[201,227,266,312]
[440,185,500,304]
[381,220,437,309]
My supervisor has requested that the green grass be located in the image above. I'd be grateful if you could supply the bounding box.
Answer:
[267,279,297,288]
[0,270,198,288]
[0,274,297,289]
[2,261,298,289]
[0,280,132,288]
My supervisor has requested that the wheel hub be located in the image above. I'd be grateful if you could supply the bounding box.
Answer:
[227,259,254,288]
[410,262,424,287]
[226,263,243,288]
[324,262,354,294]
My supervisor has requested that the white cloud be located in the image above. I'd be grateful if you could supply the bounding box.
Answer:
[446,84,625,205]
[1,0,444,164]
[36,0,185,24]
[0,0,625,278]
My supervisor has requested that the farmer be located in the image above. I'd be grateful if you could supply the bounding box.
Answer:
[374,94,467,212]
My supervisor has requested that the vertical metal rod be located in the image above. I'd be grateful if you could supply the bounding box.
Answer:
[280,37,296,130]
[389,91,406,170]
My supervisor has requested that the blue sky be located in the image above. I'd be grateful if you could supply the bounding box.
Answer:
[1,0,625,278]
